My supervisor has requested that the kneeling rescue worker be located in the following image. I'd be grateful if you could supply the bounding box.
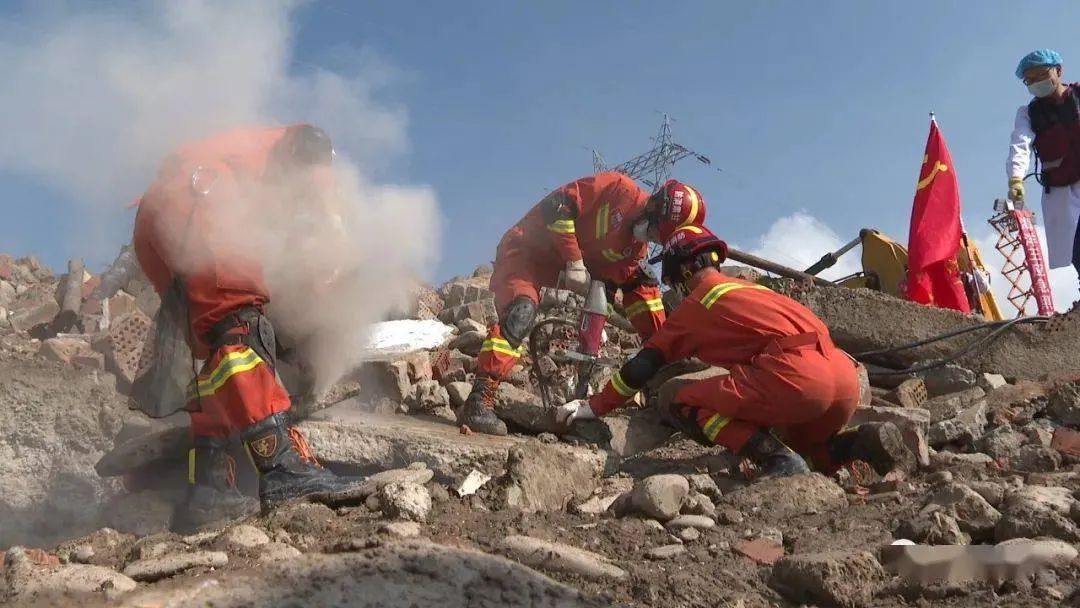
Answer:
[132,124,361,528]
[556,226,914,479]
[459,172,708,435]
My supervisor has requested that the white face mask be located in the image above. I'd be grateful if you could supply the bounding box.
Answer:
[632,220,651,242]
[1028,78,1057,98]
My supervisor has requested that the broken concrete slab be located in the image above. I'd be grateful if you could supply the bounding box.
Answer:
[896,509,970,545]
[795,284,1080,381]
[494,384,562,433]
[495,440,600,513]
[4,546,137,600]
[122,550,228,582]
[769,551,883,608]
[95,414,190,478]
[115,541,611,607]
[920,364,978,397]
[923,387,986,423]
[500,535,626,580]
[598,407,676,457]
[8,299,60,334]
[1048,382,1080,426]
[722,473,847,521]
[920,483,1001,540]
[928,401,988,449]
[995,486,1080,542]
[850,406,930,467]
[298,401,603,481]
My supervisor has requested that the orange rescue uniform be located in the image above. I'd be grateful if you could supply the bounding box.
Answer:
[133,126,302,439]
[478,172,666,378]
[590,272,861,473]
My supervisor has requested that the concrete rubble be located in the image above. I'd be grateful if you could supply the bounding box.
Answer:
[1,250,1080,607]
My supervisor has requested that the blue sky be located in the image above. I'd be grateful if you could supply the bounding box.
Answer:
[1,1,1078,308]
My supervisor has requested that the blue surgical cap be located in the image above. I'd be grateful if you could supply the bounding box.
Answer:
[1016,49,1063,79]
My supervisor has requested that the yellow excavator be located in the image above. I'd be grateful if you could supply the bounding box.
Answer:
[804,228,1003,321]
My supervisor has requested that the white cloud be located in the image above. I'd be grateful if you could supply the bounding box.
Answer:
[745,211,863,281]
[749,212,1078,314]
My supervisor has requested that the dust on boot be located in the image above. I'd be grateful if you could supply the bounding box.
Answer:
[827,421,914,475]
[739,430,810,480]
[175,436,259,533]
[243,412,363,513]
[456,374,507,436]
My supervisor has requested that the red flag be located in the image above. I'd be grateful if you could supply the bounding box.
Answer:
[905,116,970,313]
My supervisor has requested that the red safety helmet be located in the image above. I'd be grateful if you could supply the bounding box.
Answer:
[644,179,707,242]
[657,225,729,288]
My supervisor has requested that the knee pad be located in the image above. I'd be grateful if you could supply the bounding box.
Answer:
[500,296,537,347]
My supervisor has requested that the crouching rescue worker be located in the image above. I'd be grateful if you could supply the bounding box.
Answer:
[555,226,913,479]
[131,124,362,528]
[459,172,708,435]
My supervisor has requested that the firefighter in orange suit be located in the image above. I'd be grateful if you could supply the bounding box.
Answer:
[460,172,711,435]
[132,124,360,528]
[556,226,913,479]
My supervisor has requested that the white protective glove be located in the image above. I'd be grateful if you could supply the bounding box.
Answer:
[563,260,591,296]
[555,399,596,426]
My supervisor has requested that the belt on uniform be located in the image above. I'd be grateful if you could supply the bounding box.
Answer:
[762,331,824,356]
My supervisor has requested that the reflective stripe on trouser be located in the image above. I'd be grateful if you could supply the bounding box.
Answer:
[673,346,860,471]
[622,285,666,339]
[476,323,524,380]
[186,344,292,438]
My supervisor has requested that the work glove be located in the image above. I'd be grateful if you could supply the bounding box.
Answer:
[1008,177,1025,203]
[555,399,596,426]
[563,259,591,296]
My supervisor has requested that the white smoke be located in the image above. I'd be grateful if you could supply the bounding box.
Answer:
[0,1,441,391]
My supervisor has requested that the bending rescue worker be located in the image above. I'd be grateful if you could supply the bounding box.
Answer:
[458,172,708,435]
[132,124,361,529]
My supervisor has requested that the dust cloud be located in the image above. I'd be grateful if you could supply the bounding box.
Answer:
[0,1,442,392]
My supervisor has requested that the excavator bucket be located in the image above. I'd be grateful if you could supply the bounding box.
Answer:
[854,229,909,298]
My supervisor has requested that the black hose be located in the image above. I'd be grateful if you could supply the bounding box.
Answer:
[852,316,1049,358]
[858,315,1050,376]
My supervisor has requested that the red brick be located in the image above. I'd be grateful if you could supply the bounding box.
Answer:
[81,274,101,299]
[1051,427,1080,458]
[94,311,152,388]
[736,538,784,565]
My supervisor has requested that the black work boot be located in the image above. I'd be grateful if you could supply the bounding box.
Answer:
[827,422,914,475]
[456,375,507,436]
[243,412,363,513]
[739,430,811,480]
[174,437,259,533]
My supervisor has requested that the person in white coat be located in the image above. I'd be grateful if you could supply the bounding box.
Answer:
[1007,48,1080,289]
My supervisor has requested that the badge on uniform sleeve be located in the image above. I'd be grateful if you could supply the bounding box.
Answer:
[190,166,219,197]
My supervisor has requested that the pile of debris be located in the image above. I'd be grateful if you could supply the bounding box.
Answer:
[2,248,1080,607]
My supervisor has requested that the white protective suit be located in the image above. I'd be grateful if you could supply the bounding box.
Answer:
[1007,105,1080,270]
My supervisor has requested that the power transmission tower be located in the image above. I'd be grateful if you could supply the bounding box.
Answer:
[590,113,714,190]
